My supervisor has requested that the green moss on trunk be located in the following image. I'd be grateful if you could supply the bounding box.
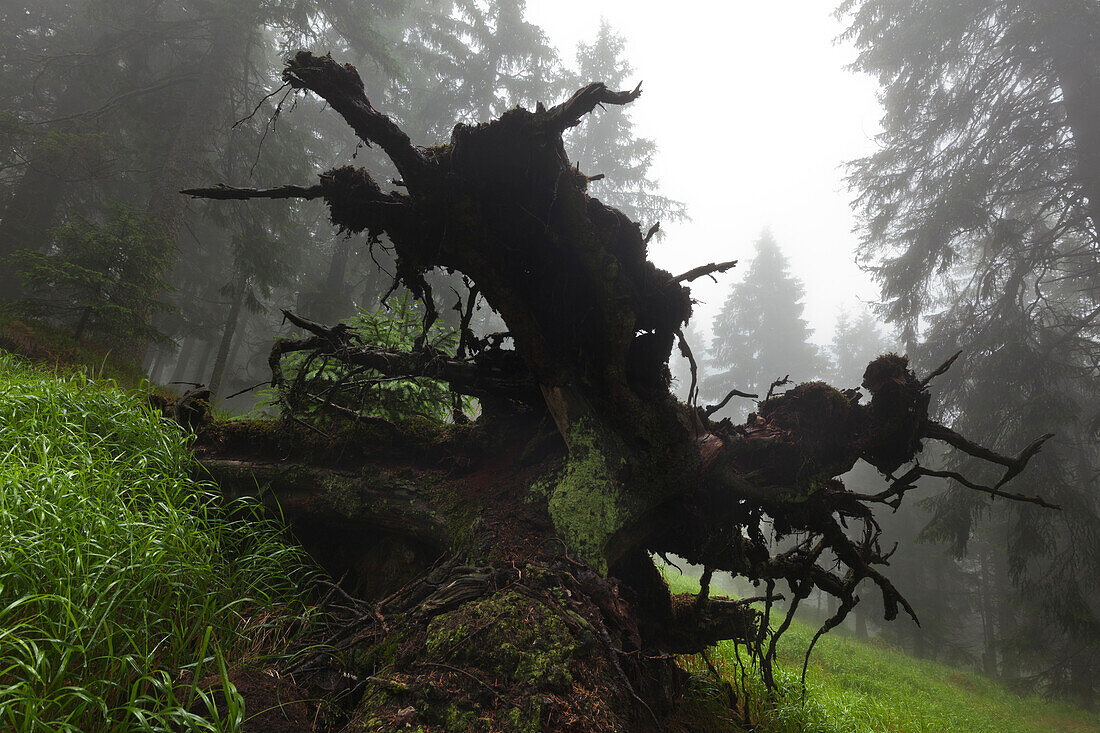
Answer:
[547,418,628,573]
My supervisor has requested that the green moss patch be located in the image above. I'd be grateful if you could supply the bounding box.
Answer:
[425,589,586,692]
[547,418,627,573]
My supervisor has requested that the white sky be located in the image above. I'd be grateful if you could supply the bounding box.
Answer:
[525,2,884,345]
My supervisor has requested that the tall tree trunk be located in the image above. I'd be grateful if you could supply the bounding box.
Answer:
[73,306,93,342]
[978,547,998,677]
[854,605,868,639]
[224,310,249,381]
[1071,652,1096,711]
[995,525,1017,681]
[208,275,246,399]
[1036,0,1100,236]
[321,237,354,322]
[191,339,215,386]
[170,336,198,384]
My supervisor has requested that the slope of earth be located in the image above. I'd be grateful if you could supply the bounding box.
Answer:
[0,349,321,731]
[665,570,1100,733]
[0,312,148,387]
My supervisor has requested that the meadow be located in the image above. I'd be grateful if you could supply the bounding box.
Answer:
[666,568,1100,732]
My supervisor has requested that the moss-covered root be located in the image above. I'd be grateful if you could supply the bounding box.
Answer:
[354,587,621,732]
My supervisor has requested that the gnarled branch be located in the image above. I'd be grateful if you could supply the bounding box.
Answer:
[544,81,643,131]
[270,310,540,406]
[283,51,430,191]
[666,259,738,286]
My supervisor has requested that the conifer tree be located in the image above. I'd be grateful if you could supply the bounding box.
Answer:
[565,21,687,230]
[843,0,1100,702]
[705,232,820,417]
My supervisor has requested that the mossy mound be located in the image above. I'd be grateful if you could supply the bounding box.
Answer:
[425,589,589,693]
[195,414,461,467]
[547,418,626,574]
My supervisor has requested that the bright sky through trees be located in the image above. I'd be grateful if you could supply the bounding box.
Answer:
[527,2,883,343]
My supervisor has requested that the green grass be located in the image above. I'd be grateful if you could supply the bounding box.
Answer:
[662,566,1100,733]
[0,352,318,731]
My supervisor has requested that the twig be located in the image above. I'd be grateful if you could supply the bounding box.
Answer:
[915,466,1060,509]
[765,375,791,400]
[414,662,511,703]
[675,328,700,412]
[233,82,292,128]
[223,380,268,400]
[597,625,662,732]
[704,387,758,417]
[924,421,1057,494]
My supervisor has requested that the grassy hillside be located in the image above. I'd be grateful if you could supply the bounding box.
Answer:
[0,352,316,731]
[2,342,1094,731]
[0,312,148,387]
[666,569,1100,733]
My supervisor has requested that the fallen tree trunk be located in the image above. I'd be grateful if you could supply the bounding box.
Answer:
[184,52,1055,730]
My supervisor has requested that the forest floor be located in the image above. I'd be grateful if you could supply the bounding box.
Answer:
[0,339,1097,731]
[0,311,149,387]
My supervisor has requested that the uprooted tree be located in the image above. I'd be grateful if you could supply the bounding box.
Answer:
[185,52,1055,730]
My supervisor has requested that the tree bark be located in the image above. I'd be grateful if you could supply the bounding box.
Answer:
[191,338,215,385]
[1035,0,1100,236]
[207,273,246,399]
[170,336,197,385]
[979,546,998,677]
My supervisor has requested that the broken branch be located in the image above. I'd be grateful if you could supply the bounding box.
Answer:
[272,310,540,406]
[915,466,1061,509]
[666,259,738,287]
[703,387,759,417]
[181,183,324,200]
[545,81,643,131]
[282,51,430,191]
[920,350,962,387]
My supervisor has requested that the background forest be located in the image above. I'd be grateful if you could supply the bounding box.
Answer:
[0,0,1096,717]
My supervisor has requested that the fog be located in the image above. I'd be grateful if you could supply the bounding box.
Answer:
[529,2,882,342]
[0,0,1096,718]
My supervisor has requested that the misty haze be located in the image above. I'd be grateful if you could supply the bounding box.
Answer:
[0,1,1096,731]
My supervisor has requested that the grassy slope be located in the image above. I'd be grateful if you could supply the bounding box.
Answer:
[0,351,316,732]
[665,570,1100,733]
[3,330,1094,732]
[0,312,148,388]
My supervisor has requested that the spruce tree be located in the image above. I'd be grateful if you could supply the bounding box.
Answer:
[565,20,687,230]
[843,0,1100,702]
[705,231,820,418]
